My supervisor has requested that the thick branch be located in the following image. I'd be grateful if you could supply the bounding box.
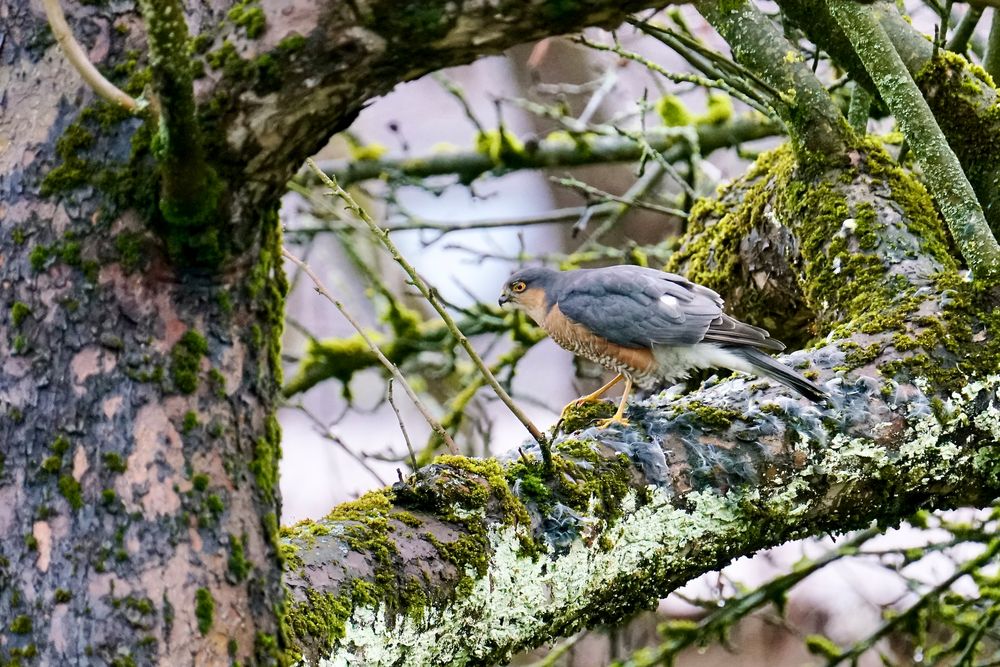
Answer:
[138,0,222,262]
[697,0,853,163]
[209,0,690,194]
[828,0,1000,280]
[280,143,1000,664]
[777,0,1000,237]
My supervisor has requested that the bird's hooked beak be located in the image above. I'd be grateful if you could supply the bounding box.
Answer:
[498,291,511,307]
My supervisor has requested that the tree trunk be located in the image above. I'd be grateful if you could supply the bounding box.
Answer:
[1,6,287,664]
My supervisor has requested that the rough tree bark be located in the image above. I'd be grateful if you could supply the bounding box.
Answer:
[0,0,682,664]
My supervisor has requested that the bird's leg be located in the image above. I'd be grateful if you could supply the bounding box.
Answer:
[558,373,624,421]
[596,376,633,428]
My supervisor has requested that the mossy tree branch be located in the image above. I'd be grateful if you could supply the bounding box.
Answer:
[985,8,1000,80]
[281,142,1000,665]
[138,0,222,263]
[828,0,1000,281]
[301,115,781,188]
[776,0,1000,238]
[696,0,853,165]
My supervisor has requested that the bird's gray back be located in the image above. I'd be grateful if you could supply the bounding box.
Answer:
[553,266,723,349]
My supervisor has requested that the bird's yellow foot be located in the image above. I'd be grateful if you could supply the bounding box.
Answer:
[595,415,630,429]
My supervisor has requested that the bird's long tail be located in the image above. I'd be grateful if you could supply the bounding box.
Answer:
[728,346,829,403]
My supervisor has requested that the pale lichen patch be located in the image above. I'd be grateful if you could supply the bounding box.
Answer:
[33,520,52,572]
[103,394,125,419]
[122,403,185,517]
[72,444,89,481]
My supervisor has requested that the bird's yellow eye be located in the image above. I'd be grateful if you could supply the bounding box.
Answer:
[512,281,527,293]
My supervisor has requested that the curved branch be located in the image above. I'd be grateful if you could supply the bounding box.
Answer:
[210,0,692,191]
[43,0,141,111]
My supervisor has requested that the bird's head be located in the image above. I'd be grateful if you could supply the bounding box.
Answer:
[498,267,558,317]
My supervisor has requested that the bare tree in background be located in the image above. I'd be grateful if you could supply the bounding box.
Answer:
[3,0,1000,665]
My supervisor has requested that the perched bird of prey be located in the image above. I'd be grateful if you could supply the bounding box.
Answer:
[498,265,828,427]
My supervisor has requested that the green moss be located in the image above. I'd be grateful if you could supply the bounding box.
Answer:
[286,590,351,651]
[58,475,84,510]
[805,634,842,659]
[250,414,281,504]
[54,589,72,604]
[228,534,249,582]
[277,34,306,52]
[170,330,208,394]
[474,129,526,165]
[101,489,117,505]
[558,399,616,433]
[206,494,225,515]
[11,227,25,245]
[102,452,127,473]
[194,588,214,635]
[51,437,68,458]
[29,245,51,272]
[24,534,38,550]
[182,411,199,433]
[227,2,266,38]
[656,95,693,126]
[677,400,744,430]
[9,615,32,634]
[392,510,424,528]
[366,1,456,41]
[208,368,227,397]
[192,473,210,492]
[839,340,883,368]
[348,142,388,161]
[40,456,62,474]
[700,92,734,125]
[671,140,953,344]
[216,290,233,315]
[115,232,146,272]
[915,51,1000,239]
[10,302,30,327]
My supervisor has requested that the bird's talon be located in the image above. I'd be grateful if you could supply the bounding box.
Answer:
[596,416,630,429]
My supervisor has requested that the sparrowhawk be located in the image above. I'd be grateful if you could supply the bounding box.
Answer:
[498,265,827,427]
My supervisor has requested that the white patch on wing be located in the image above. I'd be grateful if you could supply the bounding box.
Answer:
[658,294,682,318]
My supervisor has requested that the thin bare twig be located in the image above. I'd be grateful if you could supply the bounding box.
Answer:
[281,246,460,455]
[43,0,141,111]
[387,380,419,470]
[305,158,551,468]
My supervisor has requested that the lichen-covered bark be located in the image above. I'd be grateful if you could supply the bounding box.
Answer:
[697,0,852,163]
[281,143,1000,665]
[0,5,288,665]
[201,0,685,202]
[779,0,1000,237]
